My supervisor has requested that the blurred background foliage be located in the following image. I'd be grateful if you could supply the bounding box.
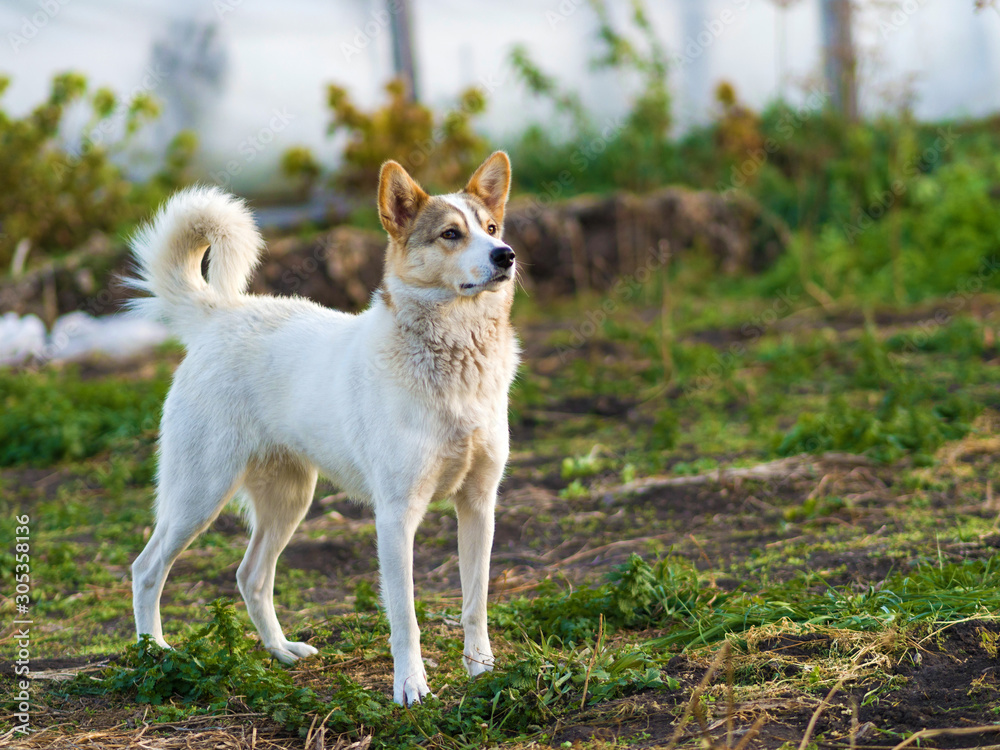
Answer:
[0,72,195,272]
[1,0,999,308]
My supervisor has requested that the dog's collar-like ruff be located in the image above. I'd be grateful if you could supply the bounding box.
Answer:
[376,281,513,384]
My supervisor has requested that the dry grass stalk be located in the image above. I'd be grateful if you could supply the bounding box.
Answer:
[889,725,1000,750]
[579,613,605,710]
[798,677,845,750]
[665,641,731,750]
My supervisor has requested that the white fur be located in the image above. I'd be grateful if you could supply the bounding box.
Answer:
[129,181,517,706]
[125,185,264,339]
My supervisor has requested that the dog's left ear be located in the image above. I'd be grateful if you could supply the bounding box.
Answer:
[464,151,511,227]
[379,160,429,241]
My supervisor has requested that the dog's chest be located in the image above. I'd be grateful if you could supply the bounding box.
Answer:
[430,428,486,499]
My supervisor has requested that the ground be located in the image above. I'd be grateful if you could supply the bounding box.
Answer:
[3,280,1000,748]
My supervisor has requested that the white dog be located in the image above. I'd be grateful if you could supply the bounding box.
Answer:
[128,152,518,705]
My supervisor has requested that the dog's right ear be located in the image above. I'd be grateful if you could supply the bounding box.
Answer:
[378,161,429,240]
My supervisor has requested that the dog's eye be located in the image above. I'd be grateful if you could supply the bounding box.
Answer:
[487,224,497,235]
[441,229,459,240]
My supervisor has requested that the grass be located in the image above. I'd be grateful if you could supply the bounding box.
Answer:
[0,364,168,468]
[4,279,1000,747]
[14,554,999,747]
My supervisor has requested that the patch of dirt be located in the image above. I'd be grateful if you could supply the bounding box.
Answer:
[208,511,246,536]
[859,620,1000,744]
[804,546,903,587]
[549,621,1000,748]
[2,466,92,509]
[547,393,636,417]
[69,351,184,381]
[0,653,116,678]
[548,678,839,750]
[757,632,833,658]
[282,537,379,580]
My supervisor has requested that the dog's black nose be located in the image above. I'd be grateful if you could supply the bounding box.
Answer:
[490,246,515,269]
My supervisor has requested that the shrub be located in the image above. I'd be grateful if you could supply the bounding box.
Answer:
[282,78,488,195]
[0,72,195,270]
[507,0,673,194]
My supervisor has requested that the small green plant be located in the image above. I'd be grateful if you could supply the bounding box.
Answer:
[650,408,679,450]
[81,600,390,737]
[978,627,1000,658]
[784,495,848,522]
[354,579,379,612]
[559,479,590,500]
[671,457,718,476]
[495,554,706,645]
[561,445,609,480]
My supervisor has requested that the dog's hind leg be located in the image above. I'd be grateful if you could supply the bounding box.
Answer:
[132,433,246,649]
[237,453,318,664]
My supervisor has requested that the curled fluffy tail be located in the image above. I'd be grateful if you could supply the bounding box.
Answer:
[126,186,263,340]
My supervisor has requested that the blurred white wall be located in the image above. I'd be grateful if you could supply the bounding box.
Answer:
[0,0,995,190]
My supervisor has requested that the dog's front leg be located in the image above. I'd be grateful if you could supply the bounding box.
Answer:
[455,459,503,678]
[375,507,431,705]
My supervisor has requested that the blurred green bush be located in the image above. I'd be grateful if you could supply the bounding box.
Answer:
[282,78,488,196]
[0,71,195,271]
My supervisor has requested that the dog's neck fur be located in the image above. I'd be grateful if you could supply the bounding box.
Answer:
[379,275,515,399]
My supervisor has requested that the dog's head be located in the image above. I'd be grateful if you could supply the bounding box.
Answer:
[377,152,514,297]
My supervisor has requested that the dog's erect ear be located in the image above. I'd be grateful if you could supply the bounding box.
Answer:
[464,151,511,226]
[378,161,429,240]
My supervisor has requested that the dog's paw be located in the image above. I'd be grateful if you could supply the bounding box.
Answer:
[464,648,495,678]
[284,640,319,659]
[268,640,319,664]
[394,671,432,706]
[137,632,172,651]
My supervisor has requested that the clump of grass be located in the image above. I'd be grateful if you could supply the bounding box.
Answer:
[495,554,707,645]
[561,445,610,480]
[773,328,978,463]
[497,554,1000,656]
[0,366,168,467]
[462,630,675,735]
[77,600,352,733]
[650,557,1000,651]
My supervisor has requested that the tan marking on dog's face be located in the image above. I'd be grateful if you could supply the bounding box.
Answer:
[384,194,513,296]
[386,197,468,291]
[456,193,503,239]
[409,198,470,248]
